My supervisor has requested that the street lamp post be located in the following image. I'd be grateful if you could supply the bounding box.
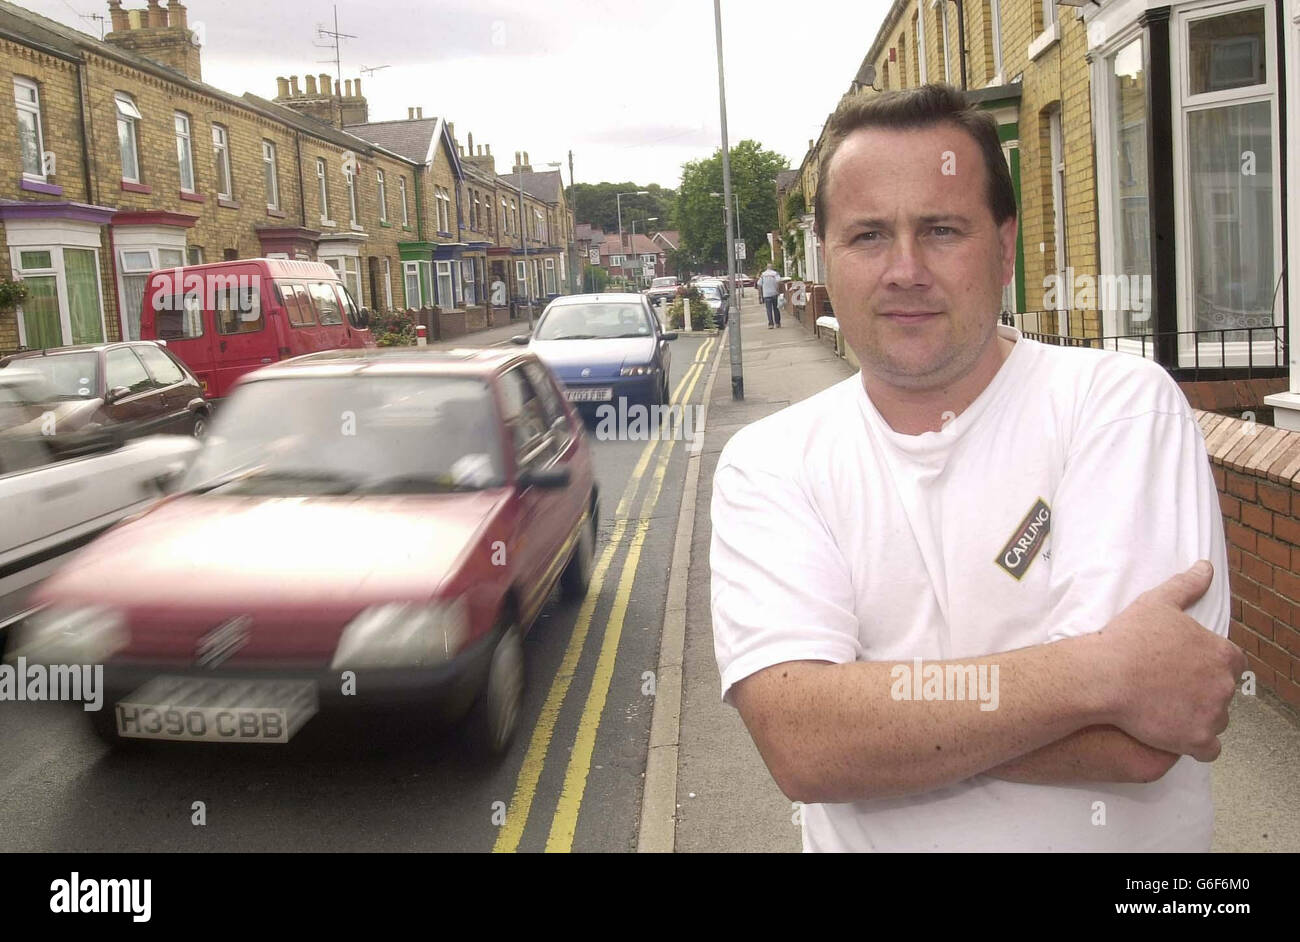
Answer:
[713,0,743,399]
[617,189,648,290]
[630,216,658,289]
[518,159,563,329]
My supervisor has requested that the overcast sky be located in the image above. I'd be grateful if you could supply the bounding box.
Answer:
[27,0,886,191]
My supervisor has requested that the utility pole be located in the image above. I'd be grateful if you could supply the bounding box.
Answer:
[569,149,577,293]
[714,0,743,399]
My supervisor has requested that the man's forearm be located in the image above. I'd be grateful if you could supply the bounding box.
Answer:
[985,725,1180,785]
[733,631,1121,804]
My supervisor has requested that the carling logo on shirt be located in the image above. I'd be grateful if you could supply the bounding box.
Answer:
[996,497,1051,581]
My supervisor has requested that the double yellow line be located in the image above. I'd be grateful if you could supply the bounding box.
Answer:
[492,337,715,853]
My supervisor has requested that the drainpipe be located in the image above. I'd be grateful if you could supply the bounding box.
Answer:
[294,130,306,229]
[951,0,968,90]
[74,57,99,206]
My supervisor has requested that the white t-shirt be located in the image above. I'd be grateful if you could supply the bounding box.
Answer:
[709,324,1229,852]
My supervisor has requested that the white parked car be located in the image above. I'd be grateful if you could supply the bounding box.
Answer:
[0,369,199,637]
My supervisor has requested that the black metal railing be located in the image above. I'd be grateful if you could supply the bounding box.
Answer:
[999,310,1287,381]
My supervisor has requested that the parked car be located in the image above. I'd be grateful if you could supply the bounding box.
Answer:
[139,258,375,399]
[645,277,681,305]
[515,293,677,409]
[0,341,209,446]
[696,282,730,329]
[0,368,199,638]
[11,347,597,757]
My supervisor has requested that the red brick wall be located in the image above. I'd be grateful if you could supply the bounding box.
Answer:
[1200,411,1300,711]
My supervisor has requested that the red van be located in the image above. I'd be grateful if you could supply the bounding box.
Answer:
[139,258,375,399]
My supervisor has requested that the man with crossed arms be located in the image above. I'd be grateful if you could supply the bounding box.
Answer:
[709,85,1244,852]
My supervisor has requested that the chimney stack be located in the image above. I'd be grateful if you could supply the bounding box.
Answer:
[290,75,300,95]
[276,76,290,98]
[486,144,491,156]
[344,79,353,97]
[416,106,423,118]
[353,77,361,96]
[305,74,318,96]
[107,0,128,31]
[477,145,483,156]
[146,0,166,28]
[166,0,187,28]
[408,107,414,119]
[319,73,331,96]
[467,131,474,154]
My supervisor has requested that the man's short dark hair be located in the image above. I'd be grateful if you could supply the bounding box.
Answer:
[813,83,1018,242]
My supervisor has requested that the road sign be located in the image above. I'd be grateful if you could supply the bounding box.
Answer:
[734,240,746,260]
[589,249,600,264]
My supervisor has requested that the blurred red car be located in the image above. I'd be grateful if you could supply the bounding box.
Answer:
[12,347,598,757]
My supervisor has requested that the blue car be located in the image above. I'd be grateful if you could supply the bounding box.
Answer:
[516,294,677,409]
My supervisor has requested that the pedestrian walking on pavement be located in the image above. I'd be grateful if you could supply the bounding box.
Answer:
[759,265,782,328]
[709,83,1243,852]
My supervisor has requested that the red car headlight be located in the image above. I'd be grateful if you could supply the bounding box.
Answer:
[330,599,469,669]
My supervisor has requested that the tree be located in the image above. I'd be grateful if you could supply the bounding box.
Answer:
[566,182,677,234]
[675,140,789,272]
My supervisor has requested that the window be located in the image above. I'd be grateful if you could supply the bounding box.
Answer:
[317,158,330,221]
[321,257,362,303]
[133,343,187,387]
[338,283,366,328]
[436,260,454,306]
[263,140,279,209]
[116,93,142,183]
[16,78,46,179]
[1040,0,1057,32]
[1048,108,1066,324]
[382,257,393,310]
[522,360,568,447]
[172,113,195,191]
[534,209,543,242]
[403,261,421,307]
[377,169,388,222]
[472,191,480,230]
[939,3,952,83]
[156,292,202,339]
[187,245,204,266]
[988,0,1003,79]
[105,347,155,397]
[1178,2,1277,353]
[118,249,155,341]
[399,176,409,226]
[215,281,262,334]
[498,368,552,468]
[1103,36,1152,339]
[544,257,556,295]
[515,259,527,297]
[279,282,317,326]
[309,283,343,325]
[462,259,476,305]
[435,187,452,233]
[212,124,232,199]
[610,255,624,267]
[12,246,105,348]
[501,197,509,235]
[346,164,359,227]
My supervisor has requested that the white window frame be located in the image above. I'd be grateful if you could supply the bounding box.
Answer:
[212,124,232,200]
[383,256,393,310]
[544,257,556,295]
[377,169,388,223]
[937,0,952,83]
[345,165,359,229]
[1048,108,1067,333]
[403,260,421,307]
[990,0,1004,82]
[462,258,477,305]
[435,259,454,306]
[399,176,409,226]
[16,78,46,181]
[113,233,186,341]
[1170,0,1281,368]
[175,113,194,192]
[317,158,332,224]
[515,259,527,296]
[1042,0,1058,33]
[115,92,142,183]
[916,7,928,83]
[9,235,108,349]
[262,140,280,210]
[502,198,509,235]
[1092,24,1154,355]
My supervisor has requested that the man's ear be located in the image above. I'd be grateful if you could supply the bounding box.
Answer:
[998,216,1018,288]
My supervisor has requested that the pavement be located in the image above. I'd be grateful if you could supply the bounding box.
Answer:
[665,294,1300,853]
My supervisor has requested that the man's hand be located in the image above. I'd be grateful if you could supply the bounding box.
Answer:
[1090,560,1245,761]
